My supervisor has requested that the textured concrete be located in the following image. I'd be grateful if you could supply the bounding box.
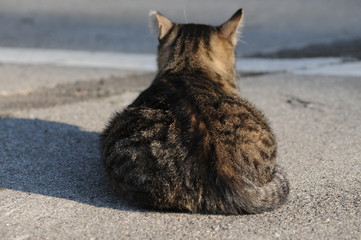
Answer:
[0,64,360,239]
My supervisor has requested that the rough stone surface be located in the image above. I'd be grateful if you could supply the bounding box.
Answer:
[1,64,360,239]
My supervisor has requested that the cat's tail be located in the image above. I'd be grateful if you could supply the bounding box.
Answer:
[229,166,290,214]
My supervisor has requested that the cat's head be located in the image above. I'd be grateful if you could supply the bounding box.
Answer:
[150,9,244,75]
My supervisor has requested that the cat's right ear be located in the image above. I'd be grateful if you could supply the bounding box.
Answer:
[149,11,174,40]
[219,9,244,46]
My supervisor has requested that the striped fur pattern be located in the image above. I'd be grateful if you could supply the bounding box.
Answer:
[101,9,289,214]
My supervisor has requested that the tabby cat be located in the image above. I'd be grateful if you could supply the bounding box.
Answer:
[101,9,289,214]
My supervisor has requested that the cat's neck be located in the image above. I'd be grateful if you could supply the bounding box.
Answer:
[158,60,239,96]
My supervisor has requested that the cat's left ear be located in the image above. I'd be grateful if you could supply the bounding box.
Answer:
[149,11,174,40]
[219,9,244,45]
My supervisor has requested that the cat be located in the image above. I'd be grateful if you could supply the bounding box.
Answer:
[101,9,289,214]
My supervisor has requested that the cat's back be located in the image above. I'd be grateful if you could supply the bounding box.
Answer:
[101,9,289,214]
[134,71,276,184]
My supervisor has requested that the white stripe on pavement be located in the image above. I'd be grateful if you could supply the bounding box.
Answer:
[0,47,157,71]
[0,47,359,76]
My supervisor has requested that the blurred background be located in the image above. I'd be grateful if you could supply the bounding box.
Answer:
[0,0,360,58]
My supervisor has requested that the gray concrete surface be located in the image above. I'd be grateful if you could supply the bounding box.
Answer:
[0,63,360,239]
[0,0,360,56]
[0,63,138,95]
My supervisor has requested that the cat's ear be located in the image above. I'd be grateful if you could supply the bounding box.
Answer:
[219,9,244,45]
[149,11,174,40]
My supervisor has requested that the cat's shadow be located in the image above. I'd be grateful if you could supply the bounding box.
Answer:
[0,117,139,212]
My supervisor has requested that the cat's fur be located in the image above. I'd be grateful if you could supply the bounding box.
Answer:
[101,9,289,214]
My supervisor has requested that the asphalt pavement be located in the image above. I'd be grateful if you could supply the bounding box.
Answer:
[0,0,361,56]
[0,62,360,239]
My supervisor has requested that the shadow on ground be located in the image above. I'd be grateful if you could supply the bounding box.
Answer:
[0,117,138,212]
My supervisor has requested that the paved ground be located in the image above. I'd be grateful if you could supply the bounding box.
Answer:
[0,62,360,239]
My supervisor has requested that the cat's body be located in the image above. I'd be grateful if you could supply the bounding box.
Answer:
[101,9,289,214]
